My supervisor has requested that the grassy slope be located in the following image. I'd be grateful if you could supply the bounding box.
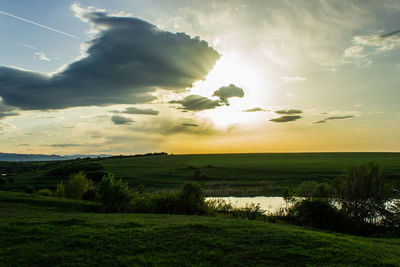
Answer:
[2,153,400,196]
[1,190,400,266]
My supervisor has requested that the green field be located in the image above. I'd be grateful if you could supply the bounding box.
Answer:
[1,190,399,266]
[2,153,400,196]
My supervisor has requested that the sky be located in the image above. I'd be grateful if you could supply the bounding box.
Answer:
[0,0,400,155]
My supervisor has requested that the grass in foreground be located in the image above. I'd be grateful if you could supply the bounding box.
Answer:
[1,190,400,266]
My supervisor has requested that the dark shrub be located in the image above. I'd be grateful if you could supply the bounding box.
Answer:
[336,162,391,227]
[206,199,266,220]
[313,183,335,198]
[7,177,14,183]
[25,186,35,194]
[286,199,345,230]
[192,170,201,180]
[81,188,98,201]
[97,174,132,212]
[0,177,4,185]
[85,170,108,182]
[37,188,52,196]
[296,181,318,197]
[179,182,205,214]
[129,182,205,215]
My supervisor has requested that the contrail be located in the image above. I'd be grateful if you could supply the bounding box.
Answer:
[17,41,37,50]
[0,10,78,39]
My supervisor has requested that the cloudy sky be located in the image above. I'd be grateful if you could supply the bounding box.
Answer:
[0,0,400,154]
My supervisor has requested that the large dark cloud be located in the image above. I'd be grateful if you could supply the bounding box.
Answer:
[212,84,244,105]
[275,109,303,115]
[170,95,221,111]
[269,115,302,123]
[0,7,220,110]
[111,115,134,125]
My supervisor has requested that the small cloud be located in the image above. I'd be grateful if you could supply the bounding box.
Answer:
[282,76,306,82]
[275,109,303,115]
[170,95,221,111]
[243,107,266,112]
[314,115,355,125]
[16,144,30,147]
[269,115,302,123]
[343,30,400,64]
[181,123,199,127]
[122,107,159,115]
[212,84,244,105]
[111,115,134,125]
[326,115,355,120]
[34,52,51,61]
[313,120,327,124]
[49,144,81,147]
[344,45,365,58]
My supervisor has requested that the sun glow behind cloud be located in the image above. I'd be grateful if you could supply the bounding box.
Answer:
[188,52,273,127]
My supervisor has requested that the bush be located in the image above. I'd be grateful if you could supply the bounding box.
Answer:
[296,181,318,197]
[313,183,335,198]
[81,188,98,201]
[205,199,266,220]
[285,198,345,230]
[129,192,179,214]
[56,182,66,198]
[25,186,35,194]
[336,162,391,227]
[179,182,205,214]
[0,177,4,185]
[37,188,52,196]
[97,174,132,212]
[64,171,93,199]
[129,182,206,215]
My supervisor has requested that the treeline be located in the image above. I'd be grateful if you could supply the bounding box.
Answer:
[275,162,400,236]
[109,152,168,159]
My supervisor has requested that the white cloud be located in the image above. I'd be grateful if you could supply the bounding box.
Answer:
[34,52,51,61]
[343,31,400,63]
[282,76,306,83]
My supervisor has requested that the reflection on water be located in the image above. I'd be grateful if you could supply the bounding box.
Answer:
[206,197,400,216]
[206,197,287,213]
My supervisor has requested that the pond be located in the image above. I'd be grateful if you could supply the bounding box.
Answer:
[206,196,288,214]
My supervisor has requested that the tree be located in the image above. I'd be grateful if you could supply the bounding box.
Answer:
[64,171,93,199]
[56,182,66,198]
[179,182,205,214]
[336,162,391,226]
[97,173,131,212]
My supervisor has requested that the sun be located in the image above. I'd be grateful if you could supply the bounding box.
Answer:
[189,52,271,127]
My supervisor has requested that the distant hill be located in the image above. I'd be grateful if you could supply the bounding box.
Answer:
[0,153,111,162]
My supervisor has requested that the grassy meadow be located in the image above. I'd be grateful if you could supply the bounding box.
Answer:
[1,153,400,196]
[1,190,400,266]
